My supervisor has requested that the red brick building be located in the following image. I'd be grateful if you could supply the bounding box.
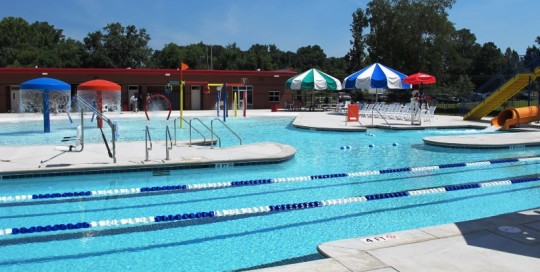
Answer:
[0,68,297,113]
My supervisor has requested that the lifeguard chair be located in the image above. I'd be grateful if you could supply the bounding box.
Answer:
[346,103,361,126]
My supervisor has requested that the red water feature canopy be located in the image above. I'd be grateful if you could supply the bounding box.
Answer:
[78,79,121,91]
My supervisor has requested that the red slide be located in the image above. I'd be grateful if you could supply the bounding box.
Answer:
[491,106,540,130]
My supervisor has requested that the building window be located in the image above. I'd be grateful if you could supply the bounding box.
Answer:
[269,91,280,102]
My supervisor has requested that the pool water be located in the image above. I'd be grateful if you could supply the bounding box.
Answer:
[0,115,539,271]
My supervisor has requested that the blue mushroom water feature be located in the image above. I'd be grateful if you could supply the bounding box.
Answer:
[20,77,71,133]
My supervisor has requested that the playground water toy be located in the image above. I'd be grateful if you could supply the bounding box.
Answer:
[491,105,540,130]
[77,79,121,128]
[144,94,172,121]
[19,77,71,133]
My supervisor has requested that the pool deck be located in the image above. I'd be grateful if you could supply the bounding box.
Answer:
[1,110,540,271]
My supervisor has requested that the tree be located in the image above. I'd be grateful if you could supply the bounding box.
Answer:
[446,28,480,78]
[0,17,83,67]
[365,0,456,74]
[245,44,275,70]
[294,45,326,71]
[56,38,85,68]
[216,43,244,70]
[83,31,112,67]
[347,8,369,72]
[470,42,505,86]
[151,43,184,69]
[523,36,540,70]
[83,22,152,68]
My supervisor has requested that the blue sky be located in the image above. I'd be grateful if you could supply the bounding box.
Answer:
[1,0,539,58]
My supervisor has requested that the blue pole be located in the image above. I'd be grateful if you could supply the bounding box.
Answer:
[216,90,220,117]
[43,91,50,133]
[222,83,227,122]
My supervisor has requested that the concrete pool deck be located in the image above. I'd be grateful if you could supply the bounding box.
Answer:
[0,110,539,271]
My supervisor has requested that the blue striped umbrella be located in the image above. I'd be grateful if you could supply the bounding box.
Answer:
[343,63,410,90]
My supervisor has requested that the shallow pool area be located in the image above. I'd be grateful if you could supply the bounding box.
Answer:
[0,114,538,271]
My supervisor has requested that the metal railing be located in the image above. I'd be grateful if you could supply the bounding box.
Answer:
[174,117,207,146]
[73,95,117,163]
[165,125,173,160]
[475,55,538,95]
[145,126,152,162]
[189,118,219,148]
[211,118,242,147]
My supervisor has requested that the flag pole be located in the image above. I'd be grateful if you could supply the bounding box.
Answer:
[180,68,183,129]
[179,62,188,129]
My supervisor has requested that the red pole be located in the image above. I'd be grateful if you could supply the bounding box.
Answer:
[97,91,103,128]
[243,91,247,117]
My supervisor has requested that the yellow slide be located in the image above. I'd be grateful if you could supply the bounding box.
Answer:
[464,67,540,120]
[491,106,540,130]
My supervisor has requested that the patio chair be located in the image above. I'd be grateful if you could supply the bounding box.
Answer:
[337,101,351,114]
[423,105,437,122]
[361,103,374,117]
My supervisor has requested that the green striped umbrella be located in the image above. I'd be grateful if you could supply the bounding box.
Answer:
[285,68,342,90]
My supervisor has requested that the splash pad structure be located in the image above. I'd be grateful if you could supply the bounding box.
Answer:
[19,77,71,133]
[144,94,172,121]
[77,79,121,128]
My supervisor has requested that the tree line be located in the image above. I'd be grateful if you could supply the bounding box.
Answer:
[1,0,539,99]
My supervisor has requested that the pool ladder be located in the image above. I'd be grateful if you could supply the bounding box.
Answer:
[184,118,242,148]
[145,125,174,162]
[144,126,152,162]
[174,117,209,146]
[211,118,242,148]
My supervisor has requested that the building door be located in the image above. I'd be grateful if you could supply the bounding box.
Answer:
[127,85,139,111]
[191,86,201,110]
[10,86,20,113]
[233,86,253,109]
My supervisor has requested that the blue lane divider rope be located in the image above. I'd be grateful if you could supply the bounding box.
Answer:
[0,155,538,204]
[1,175,538,237]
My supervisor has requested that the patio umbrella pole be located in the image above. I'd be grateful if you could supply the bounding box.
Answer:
[371,90,389,126]
[372,90,376,125]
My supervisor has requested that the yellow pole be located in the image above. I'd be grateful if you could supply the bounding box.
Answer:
[180,81,184,128]
[234,92,238,117]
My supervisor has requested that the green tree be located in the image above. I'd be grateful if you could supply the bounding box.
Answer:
[365,0,456,74]
[470,42,505,86]
[245,44,275,70]
[446,28,480,78]
[83,22,152,68]
[56,38,85,68]
[0,17,83,68]
[83,31,112,67]
[151,43,184,69]
[216,43,244,70]
[347,8,369,72]
[523,36,540,70]
[294,45,326,71]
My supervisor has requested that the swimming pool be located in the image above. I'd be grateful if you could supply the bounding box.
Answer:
[0,114,539,271]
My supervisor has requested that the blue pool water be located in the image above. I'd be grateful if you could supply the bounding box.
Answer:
[0,115,539,271]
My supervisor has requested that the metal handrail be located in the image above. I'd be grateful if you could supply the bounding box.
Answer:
[145,126,152,162]
[74,94,117,163]
[165,125,173,160]
[211,118,242,147]
[174,117,207,146]
[190,118,219,148]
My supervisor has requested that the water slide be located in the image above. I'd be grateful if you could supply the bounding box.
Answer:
[464,67,540,120]
[491,105,540,130]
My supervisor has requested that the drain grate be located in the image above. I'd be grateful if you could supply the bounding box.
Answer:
[498,225,522,233]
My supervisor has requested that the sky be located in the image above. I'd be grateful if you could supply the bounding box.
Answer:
[1,0,539,58]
